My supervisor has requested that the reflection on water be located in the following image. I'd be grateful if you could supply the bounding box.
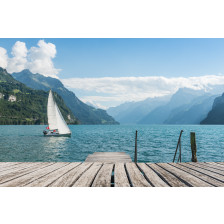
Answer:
[46,136,67,149]
[0,125,224,162]
[42,137,68,160]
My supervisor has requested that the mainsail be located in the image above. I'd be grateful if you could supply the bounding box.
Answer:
[47,90,71,134]
[47,90,57,130]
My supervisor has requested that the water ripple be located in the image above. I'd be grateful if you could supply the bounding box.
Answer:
[0,125,224,163]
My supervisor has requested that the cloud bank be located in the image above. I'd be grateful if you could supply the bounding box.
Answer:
[7,41,28,73]
[0,40,60,78]
[0,47,8,68]
[62,75,224,108]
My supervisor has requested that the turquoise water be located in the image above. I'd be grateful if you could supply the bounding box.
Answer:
[0,125,224,163]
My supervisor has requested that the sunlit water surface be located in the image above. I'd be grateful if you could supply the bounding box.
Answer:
[0,125,224,163]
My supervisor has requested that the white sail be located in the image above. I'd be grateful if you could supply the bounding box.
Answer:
[55,103,71,134]
[47,90,58,130]
[47,90,71,134]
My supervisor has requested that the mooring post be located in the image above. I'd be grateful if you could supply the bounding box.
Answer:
[178,136,182,163]
[134,130,137,163]
[173,130,183,162]
[190,132,197,162]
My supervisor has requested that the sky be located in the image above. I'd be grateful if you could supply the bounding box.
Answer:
[0,38,224,108]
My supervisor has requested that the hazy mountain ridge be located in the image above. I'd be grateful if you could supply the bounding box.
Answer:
[13,70,119,125]
[201,93,224,124]
[0,67,78,125]
[164,94,217,124]
[108,87,220,125]
[107,95,170,124]
[139,88,219,124]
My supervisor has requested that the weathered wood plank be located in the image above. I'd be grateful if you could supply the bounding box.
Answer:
[93,152,127,155]
[49,162,93,187]
[87,155,131,157]
[0,162,37,175]
[0,163,68,187]
[72,163,102,187]
[92,163,114,187]
[85,159,131,163]
[0,162,21,169]
[86,155,131,158]
[114,163,130,187]
[202,162,224,171]
[0,163,54,185]
[137,163,169,187]
[0,162,17,166]
[158,163,212,187]
[25,163,81,187]
[85,158,132,162]
[172,163,224,187]
[86,156,131,159]
[147,163,187,187]
[208,162,224,169]
[188,163,224,176]
[85,152,132,163]
[0,162,223,187]
[125,163,151,187]
[180,163,224,182]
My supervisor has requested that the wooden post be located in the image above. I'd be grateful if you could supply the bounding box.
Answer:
[134,130,137,163]
[178,136,182,163]
[190,132,197,162]
[173,130,183,162]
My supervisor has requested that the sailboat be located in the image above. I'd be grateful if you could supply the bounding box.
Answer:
[43,90,71,137]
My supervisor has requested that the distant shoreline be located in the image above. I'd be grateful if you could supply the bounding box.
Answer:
[0,123,120,125]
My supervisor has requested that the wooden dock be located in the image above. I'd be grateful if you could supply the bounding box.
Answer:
[0,161,223,187]
[85,152,132,162]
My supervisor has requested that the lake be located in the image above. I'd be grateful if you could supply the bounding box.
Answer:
[0,125,224,163]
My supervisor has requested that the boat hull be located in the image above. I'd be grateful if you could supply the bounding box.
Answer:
[43,130,71,137]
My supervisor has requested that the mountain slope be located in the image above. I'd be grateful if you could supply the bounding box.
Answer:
[164,95,217,124]
[138,88,207,124]
[13,70,118,125]
[0,67,78,125]
[107,96,170,124]
[201,93,224,124]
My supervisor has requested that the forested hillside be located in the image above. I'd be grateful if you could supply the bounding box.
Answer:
[0,67,78,125]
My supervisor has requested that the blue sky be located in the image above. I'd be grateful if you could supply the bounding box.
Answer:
[1,38,224,78]
[1,38,224,108]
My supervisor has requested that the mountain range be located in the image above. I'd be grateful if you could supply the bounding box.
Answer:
[107,95,170,124]
[2,66,224,125]
[108,88,221,125]
[0,67,77,125]
[164,94,217,124]
[12,70,119,125]
[139,88,217,124]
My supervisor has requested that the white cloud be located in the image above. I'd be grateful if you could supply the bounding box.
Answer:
[84,98,109,110]
[7,41,28,73]
[80,96,122,109]
[0,47,8,68]
[0,40,60,78]
[28,40,60,78]
[62,75,224,108]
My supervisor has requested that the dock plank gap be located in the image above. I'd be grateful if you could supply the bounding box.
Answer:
[0,161,223,187]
